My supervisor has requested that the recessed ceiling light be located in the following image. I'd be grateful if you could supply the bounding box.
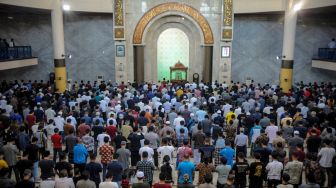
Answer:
[63,4,70,11]
[293,2,302,12]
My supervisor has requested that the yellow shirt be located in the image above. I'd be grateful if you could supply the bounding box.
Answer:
[226,111,236,124]
[121,125,133,141]
[0,159,8,169]
[176,89,184,98]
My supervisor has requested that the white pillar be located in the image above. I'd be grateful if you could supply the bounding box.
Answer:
[280,0,299,93]
[51,0,67,92]
[282,0,298,60]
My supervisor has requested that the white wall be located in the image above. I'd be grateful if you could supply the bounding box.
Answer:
[0,0,335,13]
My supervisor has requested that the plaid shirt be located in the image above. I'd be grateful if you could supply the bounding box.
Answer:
[136,160,155,183]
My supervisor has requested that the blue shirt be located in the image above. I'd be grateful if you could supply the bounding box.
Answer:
[73,144,88,164]
[196,110,206,121]
[177,161,195,183]
[219,146,235,167]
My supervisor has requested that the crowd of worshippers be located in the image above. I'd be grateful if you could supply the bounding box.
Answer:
[0,79,335,188]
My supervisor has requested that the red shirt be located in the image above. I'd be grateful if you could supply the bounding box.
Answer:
[26,114,36,128]
[153,183,172,188]
[106,125,117,139]
[78,124,90,138]
[51,133,62,149]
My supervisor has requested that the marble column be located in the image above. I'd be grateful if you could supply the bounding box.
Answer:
[280,0,299,93]
[51,0,67,92]
[219,0,233,83]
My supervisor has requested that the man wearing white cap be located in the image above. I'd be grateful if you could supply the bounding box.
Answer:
[132,171,150,188]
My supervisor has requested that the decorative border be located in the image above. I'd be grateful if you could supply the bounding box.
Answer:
[115,28,125,39]
[133,2,214,44]
[223,0,233,26]
[114,0,124,26]
[222,29,232,40]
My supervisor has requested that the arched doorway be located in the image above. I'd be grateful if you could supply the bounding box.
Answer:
[157,28,189,82]
[133,2,214,83]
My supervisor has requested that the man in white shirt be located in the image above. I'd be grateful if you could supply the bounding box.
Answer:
[157,139,175,165]
[54,112,65,134]
[265,119,279,149]
[45,106,56,122]
[328,38,336,48]
[139,140,154,163]
[222,102,232,116]
[266,151,283,187]
[318,139,336,188]
[173,113,184,127]
[97,130,111,147]
[66,113,77,129]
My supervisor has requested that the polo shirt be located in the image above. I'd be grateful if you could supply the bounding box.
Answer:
[266,160,283,180]
[219,146,235,167]
[73,144,88,164]
[177,161,195,183]
[234,133,248,146]
[51,133,62,149]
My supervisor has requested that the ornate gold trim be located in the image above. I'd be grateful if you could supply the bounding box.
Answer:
[222,29,232,40]
[114,0,124,26]
[223,0,233,26]
[115,28,124,38]
[133,2,214,44]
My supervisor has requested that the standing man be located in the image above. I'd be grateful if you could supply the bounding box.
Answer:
[136,151,155,186]
[73,139,88,172]
[116,141,131,171]
[2,138,20,182]
[85,154,102,188]
[177,154,195,185]
[234,128,248,157]
[265,151,283,187]
[318,139,336,188]
[219,140,235,167]
[51,128,62,162]
[249,120,262,156]
[128,126,144,167]
[145,126,160,168]
[99,136,113,181]
[192,124,205,165]
[284,152,303,188]
[265,119,278,150]
[106,153,123,187]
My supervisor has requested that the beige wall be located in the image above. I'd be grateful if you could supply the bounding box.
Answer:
[1,0,335,13]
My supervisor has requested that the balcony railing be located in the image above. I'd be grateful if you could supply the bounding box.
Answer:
[0,46,32,61]
[316,48,336,61]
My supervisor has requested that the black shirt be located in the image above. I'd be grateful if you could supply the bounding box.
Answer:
[128,133,144,151]
[15,180,35,188]
[55,161,73,177]
[85,162,102,185]
[249,161,265,182]
[254,147,272,166]
[25,144,39,162]
[307,135,322,153]
[39,159,55,180]
[232,161,249,183]
[16,159,33,179]
[107,161,123,182]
